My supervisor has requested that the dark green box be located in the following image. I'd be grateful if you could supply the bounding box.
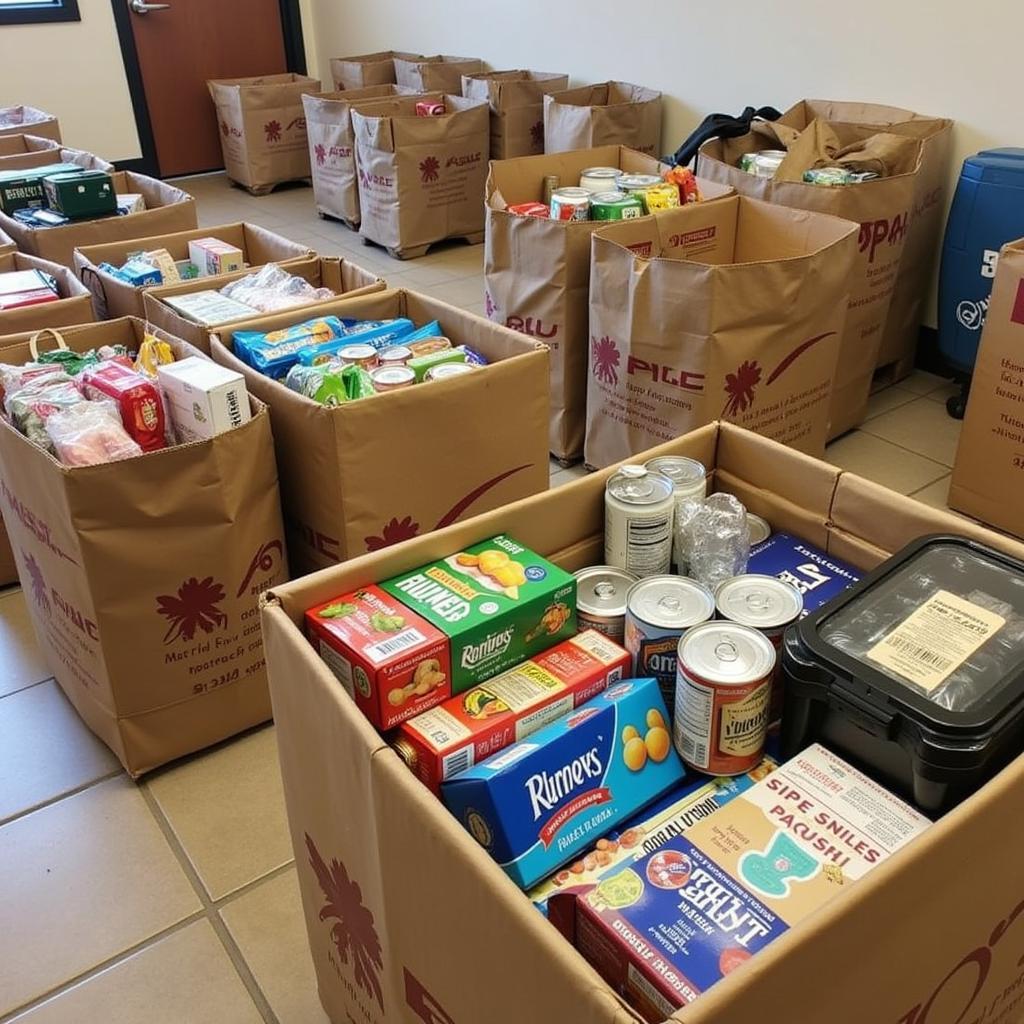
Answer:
[43,170,116,220]
[0,163,84,214]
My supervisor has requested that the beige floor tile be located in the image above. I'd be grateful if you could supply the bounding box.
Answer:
[145,725,293,900]
[897,369,952,395]
[860,396,964,467]
[909,474,953,510]
[220,868,329,1024]
[393,259,470,287]
[9,921,261,1024]
[550,463,590,488]
[824,430,949,495]
[0,777,200,1016]
[0,680,118,824]
[863,385,917,421]
[429,276,487,308]
[925,378,962,405]
[0,590,53,699]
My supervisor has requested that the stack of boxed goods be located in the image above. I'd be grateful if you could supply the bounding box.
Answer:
[394,54,485,93]
[74,222,316,319]
[205,287,551,574]
[351,94,490,259]
[144,257,384,351]
[544,82,663,158]
[697,114,925,438]
[0,134,113,174]
[0,105,61,144]
[484,145,727,464]
[0,318,287,775]
[0,251,94,332]
[585,195,859,467]
[207,73,321,195]
[0,170,197,268]
[461,70,569,159]
[330,51,429,89]
[263,420,1024,1024]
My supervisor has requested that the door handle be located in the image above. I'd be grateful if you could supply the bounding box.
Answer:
[129,0,170,12]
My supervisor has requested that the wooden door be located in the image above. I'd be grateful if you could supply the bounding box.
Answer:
[127,0,290,177]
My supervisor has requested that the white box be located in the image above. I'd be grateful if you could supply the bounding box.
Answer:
[157,355,251,442]
[161,289,256,325]
[187,237,244,277]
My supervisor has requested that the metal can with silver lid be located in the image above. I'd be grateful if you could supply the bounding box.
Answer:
[674,621,775,775]
[738,149,786,179]
[549,187,592,222]
[746,513,772,546]
[378,345,413,367]
[579,166,622,193]
[644,456,707,573]
[617,173,662,194]
[425,362,477,382]
[624,575,715,712]
[335,343,379,369]
[575,565,638,644]
[369,365,416,392]
[604,465,675,577]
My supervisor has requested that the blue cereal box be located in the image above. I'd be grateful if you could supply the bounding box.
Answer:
[748,532,861,616]
[441,677,686,890]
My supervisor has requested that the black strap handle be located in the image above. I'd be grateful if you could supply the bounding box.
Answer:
[663,105,784,168]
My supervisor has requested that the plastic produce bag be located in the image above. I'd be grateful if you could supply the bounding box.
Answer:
[219,263,334,314]
[7,377,86,451]
[677,492,751,590]
[45,400,143,466]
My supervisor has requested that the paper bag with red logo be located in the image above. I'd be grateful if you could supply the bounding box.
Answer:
[585,196,859,468]
[697,121,923,437]
[303,87,436,226]
[330,51,427,89]
[543,82,663,157]
[0,318,288,777]
[394,55,484,94]
[351,94,490,258]
[779,100,953,379]
[461,70,569,158]
[208,73,320,193]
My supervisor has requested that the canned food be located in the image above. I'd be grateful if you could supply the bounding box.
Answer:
[625,576,715,711]
[369,365,415,392]
[802,167,879,186]
[549,187,591,222]
[617,173,662,194]
[739,150,786,178]
[604,465,675,577]
[588,190,645,221]
[415,101,446,117]
[425,362,476,382]
[542,174,560,206]
[640,183,681,212]
[674,621,775,775]
[575,565,638,644]
[335,343,379,369]
[508,201,550,218]
[644,456,707,571]
[579,166,622,193]
[746,513,771,546]
[378,345,412,366]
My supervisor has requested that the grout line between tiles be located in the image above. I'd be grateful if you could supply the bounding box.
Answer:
[907,470,954,498]
[849,422,956,471]
[0,675,55,704]
[0,767,122,830]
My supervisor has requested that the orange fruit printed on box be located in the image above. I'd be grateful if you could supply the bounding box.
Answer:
[305,585,451,730]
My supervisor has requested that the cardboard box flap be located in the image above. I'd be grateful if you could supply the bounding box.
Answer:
[0,134,113,173]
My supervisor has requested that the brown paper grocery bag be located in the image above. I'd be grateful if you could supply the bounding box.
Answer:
[780,100,953,379]
[394,55,484,94]
[0,318,288,776]
[208,73,321,192]
[698,121,923,437]
[585,196,859,468]
[330,51,427,90]
[949,239,1024,537]
[544,82,663,157]
[351,94,489,258]
[461,70,569,158]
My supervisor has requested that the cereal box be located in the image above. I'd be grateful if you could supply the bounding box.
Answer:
[381,535,577,693]
[441,677,686,890]
[394,629,630,794]
[575,743,930,1018]
[747,533,861,617]
[305,585,451,730]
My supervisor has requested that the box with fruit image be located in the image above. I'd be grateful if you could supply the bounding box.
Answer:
[305,585,450,730]
[381,534,576,693]
[441,676,685,889]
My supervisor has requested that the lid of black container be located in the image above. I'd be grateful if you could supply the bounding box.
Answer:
[794,535,1024,734]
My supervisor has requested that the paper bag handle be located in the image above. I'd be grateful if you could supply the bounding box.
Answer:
[29,328,69,361]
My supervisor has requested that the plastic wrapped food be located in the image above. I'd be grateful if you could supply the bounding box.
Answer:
[0,363,67,409]
[134,332,175,378]
[45,400,143,466]
[232,315,352,378]
[678,492,751,590]
[35,344,132,378]
[297,319,416,366]
[7,377,87,451]
[284,363,348,406]
[341,363,376,400]
[219,263,334,313]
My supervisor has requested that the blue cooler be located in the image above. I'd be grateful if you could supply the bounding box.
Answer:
[938,149,1024,415]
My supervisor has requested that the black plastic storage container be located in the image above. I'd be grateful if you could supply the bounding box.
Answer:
[781,535,1024,814]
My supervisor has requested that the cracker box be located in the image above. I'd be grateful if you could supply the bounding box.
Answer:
[381,535,577,693]
[188,237,245,277]
[156,356,250,442]
[442,677,686,890]
[747,532,862,617]
[306,585,451,730]
[394,629,630,793]
[575,743,930,1018]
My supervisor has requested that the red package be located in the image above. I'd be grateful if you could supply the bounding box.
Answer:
[81,360,166,453]
[663,166,702,204]
[508,202,550,219]
[415,101,445,117]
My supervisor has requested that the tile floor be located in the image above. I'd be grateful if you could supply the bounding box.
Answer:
[0,172,975,1022]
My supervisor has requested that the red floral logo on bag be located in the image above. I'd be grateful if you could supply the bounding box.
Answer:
[264,119,282,142]
[22,550,49,613]
[484,291,496,318]
[530,120,544,150]
[307,833,385,1012]
[592,335,621,385]
[405,968,456,1024]
[156,576,228,644]
[220,119,230,138]
[419,156,440,183]
[363,466,534,552]
[314,143,327,166]
[235,539,284,598]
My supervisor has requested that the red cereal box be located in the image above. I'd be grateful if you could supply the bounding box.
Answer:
[81,361,166,452]
[306,585,451,731]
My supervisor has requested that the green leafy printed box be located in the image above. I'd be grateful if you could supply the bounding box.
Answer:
[382,535,577,693]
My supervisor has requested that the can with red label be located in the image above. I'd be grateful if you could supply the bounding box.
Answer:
[674,621,775,775]
[508,202,550,218]
[549,187,591,222]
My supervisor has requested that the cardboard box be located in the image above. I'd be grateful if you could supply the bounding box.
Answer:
[0,170,197,268]
[0,318,287,777]
[950,238,1024,536]
[142,256,383,353]
[261,420,1024,1024]
[0,252,94,334]
[73,221,314,320]
[462,70,570,159]
[207,288,551,576]
[0,106,61,144]
[157,355,250,442]
[0,134,113,174]
[0,225,14,258]
[330,51,427,90]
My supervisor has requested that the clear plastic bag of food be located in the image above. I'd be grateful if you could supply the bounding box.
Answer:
[678,492,751,590]
[0,363,66,409]
[220,263,334,313]
[45,400,143,466]
[7,377,87,451]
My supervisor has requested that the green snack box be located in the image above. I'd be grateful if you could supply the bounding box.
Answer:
[43,170,116,220]
[382,534,577,693]
[406,345,467,382]
[0,162,84,214]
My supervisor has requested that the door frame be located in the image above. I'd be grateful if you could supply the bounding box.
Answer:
[110,0,308,177]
